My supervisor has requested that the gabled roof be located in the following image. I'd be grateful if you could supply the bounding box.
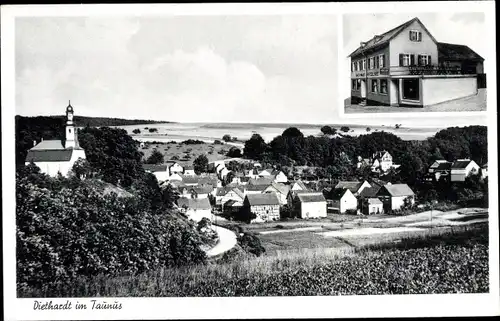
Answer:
[248,177,274,186]
[381,184,414,197]
[177,197,211,210]
[184,165,194,170]
[348,17,437,58]
[143,164,169,172]
[180,175,200,185]
[359,185,381,198]
[329,188,353,200]
[437,42,484,61]
[367,198,383,205]
[245,193,280,206]
[191,185,214,194]
[25,149,74,162]
[335,181,365,193]
[370,178,388,188]
[31,140,66,150]
[291,180,308,190]
[297,193,326,203]
[451,159,475,169]
[433,161,452,171]
[267,182,291,195]
[245,185,269,192]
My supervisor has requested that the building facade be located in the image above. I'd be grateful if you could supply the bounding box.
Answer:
[243,193,280,223]
[450,159,480,182]
[349,17,484,107]
[25,102,87,177]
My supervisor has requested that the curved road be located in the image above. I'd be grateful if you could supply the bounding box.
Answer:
[205,225,237,257]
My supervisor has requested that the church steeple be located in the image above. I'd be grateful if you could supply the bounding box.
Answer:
[65,101,76,148]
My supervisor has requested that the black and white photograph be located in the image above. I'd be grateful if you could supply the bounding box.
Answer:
[342,13,489,113]
[2,2,499,320]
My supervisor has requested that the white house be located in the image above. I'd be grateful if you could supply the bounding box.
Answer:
[258,168,274,177]
[143,164,170,182]
[450,159,480,182]
[377,184,415,211]
[190,185,214,199]
[177,197,212,222]
[294,192,327,219]
[362,198,384,215]
[264,182,290,205]
[169,162,184,175]
[290,180,308,191]
[370,151,399,173]
[329,188,358,214]
[272,170,288,183]
[242,193,281,223]
[427,160,452,181]
[168,173,183,181]
[25,102,86,177]
[219,187,245,210]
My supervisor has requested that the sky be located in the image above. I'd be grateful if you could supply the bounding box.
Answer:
[341,12,490,98]
[15,15,338,123]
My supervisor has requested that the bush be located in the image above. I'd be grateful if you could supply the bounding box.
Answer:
[132,129,141,134]
[222,134,232,142]
[340,126,350,133]
[214,140,224,145]
[148,128,158,133]
[227,147,242,158]
[145,150,164,164]
[238,232,266,257]
[182,139,205,145]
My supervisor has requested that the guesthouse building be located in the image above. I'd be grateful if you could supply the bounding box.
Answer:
[349,17,484,107]
[243,193,281,223]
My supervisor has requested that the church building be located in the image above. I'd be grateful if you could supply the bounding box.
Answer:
[25,102,87,177]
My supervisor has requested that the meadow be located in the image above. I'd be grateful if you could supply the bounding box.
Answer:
[22,223,488,297]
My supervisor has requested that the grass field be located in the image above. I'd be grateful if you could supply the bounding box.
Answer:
[139,141,234,165]
[21,223,488,297]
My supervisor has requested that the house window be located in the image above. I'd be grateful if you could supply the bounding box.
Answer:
[362,59,366,71]
[380,79,388,94]
[357,61,361,71]
[399,54,413,67]
[352,79,357,91]
[356,79,361,89]
[352,62,356,71]
[409,30,422,42]
[371,79,378,93]
[378,54,385,68]
[369,57,375,70]
[418,54,431,66]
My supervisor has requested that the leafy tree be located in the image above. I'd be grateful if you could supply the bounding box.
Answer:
[193,154,209,174]
[366,127,371,132]
[243,134,268,160]
[148,128,158,133]
[132,129,141,134]
[146,150,164,164]
[341,126,350,133]
[282,127,304,138]
[222,134,232,142]
[227,147,242,158]
[321,125,336,135]
[71,158,92,179]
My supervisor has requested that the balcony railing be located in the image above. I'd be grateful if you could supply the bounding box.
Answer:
[407,66,463,75]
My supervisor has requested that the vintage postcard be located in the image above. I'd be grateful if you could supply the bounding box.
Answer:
[2,2,499,320]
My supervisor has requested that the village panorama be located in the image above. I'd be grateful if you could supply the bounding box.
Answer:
[15,102,488,297]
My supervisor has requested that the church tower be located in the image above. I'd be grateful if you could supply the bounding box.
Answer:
[65,101,76,148]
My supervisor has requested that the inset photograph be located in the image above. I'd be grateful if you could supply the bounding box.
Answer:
[342,13,487,113]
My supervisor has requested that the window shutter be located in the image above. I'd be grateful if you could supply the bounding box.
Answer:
[418,32,422,41]
[409,31,412,40]
[428,55,432,66]
[410,54,415,66]
[417,54,421,66]
[376,56,379,69]
[399,54,404,66]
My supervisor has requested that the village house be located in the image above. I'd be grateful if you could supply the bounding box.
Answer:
[370,151,399,172]
[25,102,87,177]
[264,182,291,205]
[335,180,372,196]
[168,173,183,182]
[328,188,358,214]
[292,192,327,219]
[349,17,484,108]
[183,165,196,176]
[223,199,243,217]
[272,170,288,183]
[426,160,452,181]
[376,184,415,211]
[242,193,281,223]
[361,198,384,215]
[286,189,314,206]
[244,168,260,179]
[168,162,184,175]
[143,164,170,182]
[290,180,308,191]
[180,174,200,186]
[177,197,212,222]
[244,184,270,195]
[219,186,245,211]
[450,159,480,182]
[248,177,275,187]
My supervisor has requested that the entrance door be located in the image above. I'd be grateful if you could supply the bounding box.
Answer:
[402,79,419,101]
[360,79,367,98]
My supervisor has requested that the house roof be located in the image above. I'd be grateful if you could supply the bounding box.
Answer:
[297,193,326,203]
[329,188,352,200]
[348,17,436,58]
[245,193,280,206]
[359,185,381,198]
[437,42,484,61]
[177,197,212,210]
[267,182,290,195]
[451,159,474,169]
[245,185,269,192]
[367,198,383,205]
[180,175,200,185]
[142,164,169,172]
[191,185,214,194]
[292,180,308,190]
[370,178,388,188]
[372,151,390,159]
[216,186,244,197]
[335,181,364,193]
[382,184,414,197]
[433,161,452,171]
[25,149,74,162]
[184,165,194,170]
[248,177,274,186]
[31,140,66,150]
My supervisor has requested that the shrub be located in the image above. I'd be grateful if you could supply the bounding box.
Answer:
[148,128,158,133]
[132,129,141,134]
[182,139,205,145]
[222,134,232,142]
[227,147,242,158]
[145,150,164,164]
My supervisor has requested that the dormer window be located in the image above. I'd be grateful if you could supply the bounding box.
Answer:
[409,30,422,42]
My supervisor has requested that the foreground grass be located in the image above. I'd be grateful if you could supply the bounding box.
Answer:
[20,224,488,297]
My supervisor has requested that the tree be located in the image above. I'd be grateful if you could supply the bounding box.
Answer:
[193,154,209,174]
[146,150,164,164]
[341,126,350,133]
[71,158,92,179]
[148,128,158,133]
[366,127,371,132]
[243,134,268,160]
[222,134,232,142]
[282,127,304,138]
[321,125,336,135]
[227,147,242,158]
[132,129,141,134]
